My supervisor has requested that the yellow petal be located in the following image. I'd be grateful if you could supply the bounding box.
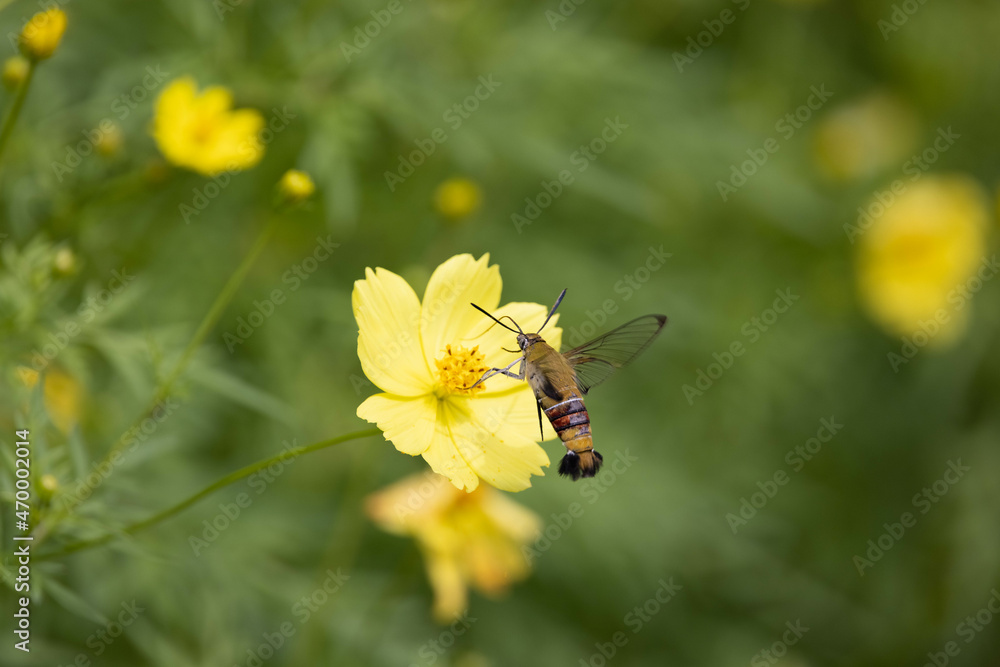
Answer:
[421,406,481,492]
[196,86,234,117]
[483,490,543,543]
[357,393,437,456]
[364,471,457,532]
[427,394,550,493]
[207,108,265,172]
[353,267,432,396]
[420,254,501,371]
[425,550,469,623]
[154,77,197,123]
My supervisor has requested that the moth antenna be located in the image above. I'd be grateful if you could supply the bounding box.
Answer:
[538,288,567,333]
[470,303,523,333]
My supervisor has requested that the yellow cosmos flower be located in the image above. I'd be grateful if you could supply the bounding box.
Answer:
[19,9,67,61]
[152,77,264,176]
[434,178,482,220]
[354,254,561,492]
[366,471,541,622]
[857,176,990,343]
[277,169,315,204]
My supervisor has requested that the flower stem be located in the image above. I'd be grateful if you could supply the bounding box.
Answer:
[0,59,36,167]
[32,215,285,549]
[108,214,281,464]
[37,428,380,561]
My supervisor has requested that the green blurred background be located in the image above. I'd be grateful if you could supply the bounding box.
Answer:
[3,0,1000,665]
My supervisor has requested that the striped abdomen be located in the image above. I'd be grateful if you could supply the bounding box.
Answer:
[542,396,603,480]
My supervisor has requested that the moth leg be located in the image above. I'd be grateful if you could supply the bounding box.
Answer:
[536,400,544,440]
[463,356,525,390]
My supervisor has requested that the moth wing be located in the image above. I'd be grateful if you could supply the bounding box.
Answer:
[562,314,667,394]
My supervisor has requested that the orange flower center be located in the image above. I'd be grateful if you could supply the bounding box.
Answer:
[435,345,488,396]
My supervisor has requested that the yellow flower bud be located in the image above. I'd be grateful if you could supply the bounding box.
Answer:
[53,247,76,276]
[19,9,67,61]
[39,474,59,502]
[278,169,316,204]
[2,56,30,90]
[96,123,123,157]
[434,177,482,221]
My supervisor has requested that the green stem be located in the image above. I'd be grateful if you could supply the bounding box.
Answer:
[0,59,36,167]
[37,428,380,561]
[162,216,280,401]
[109,214,281,463]
[32,215,284,547]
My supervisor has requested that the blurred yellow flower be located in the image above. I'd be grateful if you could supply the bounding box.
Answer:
[152,77,264,176]
[277,169,315,204]
[19,9,67,61]
[354,253,561,492]
[434,177,482,220]
[45,369,83,432]
[2,56,30,90]
[366,471,541,622]
[814,93,918,182]
[18,367,82,432]
[857,176,991,343]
